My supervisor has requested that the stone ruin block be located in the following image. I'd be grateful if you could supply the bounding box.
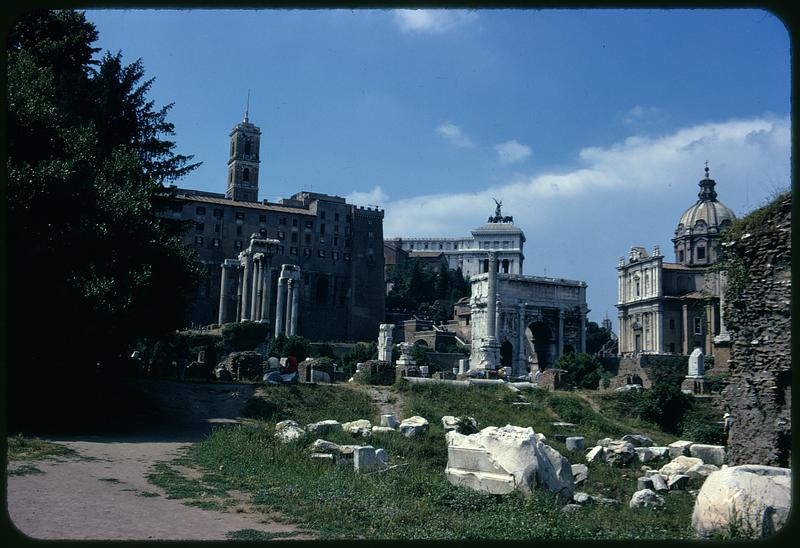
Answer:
[538,368,569,391]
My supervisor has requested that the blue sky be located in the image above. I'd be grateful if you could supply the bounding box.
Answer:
[85,8,791,329]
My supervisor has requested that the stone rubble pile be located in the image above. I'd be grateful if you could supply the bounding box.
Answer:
[444,424,574,498]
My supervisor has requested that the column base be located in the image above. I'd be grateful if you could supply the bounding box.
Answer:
[470,337,501,371]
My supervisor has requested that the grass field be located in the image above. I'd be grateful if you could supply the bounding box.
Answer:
[150,381,703,540]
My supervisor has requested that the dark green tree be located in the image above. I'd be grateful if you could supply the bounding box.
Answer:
[7,10,202,393]
[585,321,614,355]
[554,352,605,389]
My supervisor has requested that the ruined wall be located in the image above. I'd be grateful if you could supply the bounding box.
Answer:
[722,193,791,467]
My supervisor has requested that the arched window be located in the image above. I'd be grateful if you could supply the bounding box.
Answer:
[243,168,250,182]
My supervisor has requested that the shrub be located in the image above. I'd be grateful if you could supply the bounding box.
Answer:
[222,322,270,352]
[341,342,377,377]
[283,336,312,363]
[315,343,336,359]
[554,353,605,389]
[606,382,692,434]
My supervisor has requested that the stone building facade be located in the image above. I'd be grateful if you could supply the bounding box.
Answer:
[157,114,385,342]
[721,193,791,467]
[384,201,525,277]
[616,167,735,361]
[469,253,588,376]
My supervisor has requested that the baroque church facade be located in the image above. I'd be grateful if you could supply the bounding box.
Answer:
[157,113,385,342]
[616,167,735,361]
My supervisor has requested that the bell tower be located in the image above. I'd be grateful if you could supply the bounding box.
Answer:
[226,98,261,202]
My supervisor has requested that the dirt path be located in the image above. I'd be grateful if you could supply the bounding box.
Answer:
[363,385,406,419]
[6,380,314,541]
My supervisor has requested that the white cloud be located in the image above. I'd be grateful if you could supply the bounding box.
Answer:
[623,105,662,125]
[373,115,790,238]
[346,185,389,208]
[436,122,474,148]
[392,9,477,33]
[495,139,532,164]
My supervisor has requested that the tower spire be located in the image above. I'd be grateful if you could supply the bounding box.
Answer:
[244,89,250,123]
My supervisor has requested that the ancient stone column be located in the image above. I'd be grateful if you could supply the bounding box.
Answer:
[378,324,394,362]
[251,254,263,321]
[218,261,231,325]
[557,309,564,360]
[287,278,297,336]
[236,262,244,321]
[275,275,287,337]
[218,259,239,325]
[241,253,252,321]
[486,252,498,340]
[516,305,526,377]
[682,303,689,354]
[617,312,625,356]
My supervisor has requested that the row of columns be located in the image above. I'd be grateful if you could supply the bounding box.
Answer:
[274,264,300,337]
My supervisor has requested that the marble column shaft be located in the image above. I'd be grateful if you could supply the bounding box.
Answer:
[236,266,244,321]
[241,255,252,321]
[486,252,497,341]
[287,278,297,336]
[251,257,262,321]
[218,263,231,325]
[275,277,287,337]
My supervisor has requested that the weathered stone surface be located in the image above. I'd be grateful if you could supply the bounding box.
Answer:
[668,440,694,458]
[637,477,654,490]
[622,434,653,447]
[659,455,704,476]
[686,463,720,482]
[596,437,613,447]
[353,446,388,473]
[689,444,726,466]
[604,440,636,467]
[561,503,582,514]
[275,420,305,443]
[629,489,665,509]
[441,415,478,432]
[551,422,575,428]
[342,419,372,437]
[651,473,669,492]
[585,446,605,463]
[595,496,621,507]
[311,453,335,462]
[565,437,585,452]
[306,420,343,435]
[310,370,331,383]
[371,426,396,434]
[721,194,791,468]
[444,425,574,498]
[311,439,341,454]
[692,465,792,538]
[399,416,429,437]
[375,448,389,464]
[634,446,669,462]
[571,464,588,485]
[667,474,690,491]
[572,492,592,505]
[380,414,400,429]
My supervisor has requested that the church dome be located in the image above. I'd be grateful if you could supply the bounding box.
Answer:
[674,167,735,238]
